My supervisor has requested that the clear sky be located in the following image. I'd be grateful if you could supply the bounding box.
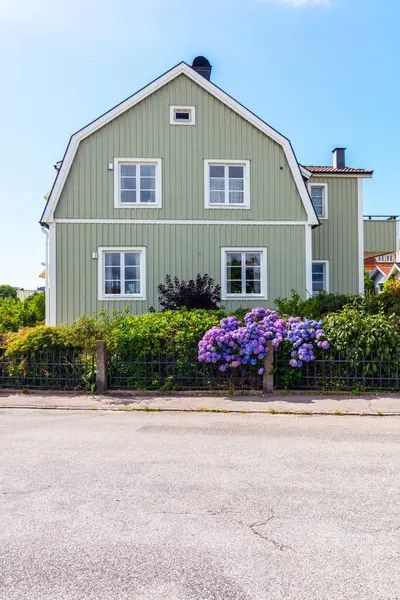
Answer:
[0,0,398,288]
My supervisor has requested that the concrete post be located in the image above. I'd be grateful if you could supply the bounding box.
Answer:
[96,340,108,394]
[263,342,274,394]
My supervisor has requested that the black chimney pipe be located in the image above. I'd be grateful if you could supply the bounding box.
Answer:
[332,147,346,170]
[192,56,212,81]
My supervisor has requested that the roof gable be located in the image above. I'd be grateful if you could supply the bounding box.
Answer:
[41,62,318,225]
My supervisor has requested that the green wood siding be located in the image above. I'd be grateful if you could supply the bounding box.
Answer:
[311,177,359,294]
[364,220,398,254]
[56,223,306,324]
[54,74,307,222]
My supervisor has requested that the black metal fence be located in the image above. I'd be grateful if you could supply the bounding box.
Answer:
[109,349,263,391]
[0,349,95,390]
[275,349,400,391]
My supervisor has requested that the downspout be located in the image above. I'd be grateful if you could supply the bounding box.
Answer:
[41,225,50,325]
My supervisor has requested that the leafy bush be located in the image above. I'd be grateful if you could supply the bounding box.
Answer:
[376,280,400,315]
[158,274,221,310]
[323,305,400,364]
[274,289,360,319]
[4,325,70,356]
[0,285,17,300]
[0,292,45,333]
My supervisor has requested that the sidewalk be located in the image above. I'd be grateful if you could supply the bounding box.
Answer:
[1,390,400,415]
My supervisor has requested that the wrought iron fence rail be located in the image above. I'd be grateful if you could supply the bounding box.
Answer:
[0,349,95,390]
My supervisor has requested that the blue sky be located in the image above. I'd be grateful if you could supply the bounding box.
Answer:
[0,0,398,288]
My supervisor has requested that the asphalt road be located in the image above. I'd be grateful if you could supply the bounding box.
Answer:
[0,410,399,600]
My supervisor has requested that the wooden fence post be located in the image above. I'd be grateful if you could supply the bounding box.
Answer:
[96,340,108,394]
[263,342,274,394]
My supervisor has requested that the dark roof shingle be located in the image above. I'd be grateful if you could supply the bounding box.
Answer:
[303,165,373,175]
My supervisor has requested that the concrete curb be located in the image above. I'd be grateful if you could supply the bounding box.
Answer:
[0,404,398,416]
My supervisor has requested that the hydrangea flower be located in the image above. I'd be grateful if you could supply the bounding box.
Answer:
[198,308,329,372]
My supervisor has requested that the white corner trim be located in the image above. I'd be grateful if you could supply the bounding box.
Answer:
[312,259,330,294]
[204,159,250,209]
[220,247,267,300]
[300,166,312,180]
[308,182,328,219]
[169,105,196,125]
[357,178,364,295]
[42,62,318,225]
[113,158,162,209]
[98,246,146,301]
[305,225,312,298]
[48,223,57,325]
[54,218,308,226]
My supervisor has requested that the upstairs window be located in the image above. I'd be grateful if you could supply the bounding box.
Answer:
[169,106,196,125]
[114,159,162,208]
[308,183,328,219]
[205,160,250,208]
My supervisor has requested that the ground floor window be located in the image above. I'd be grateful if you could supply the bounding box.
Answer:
[221,248,267,299]
[98,247,146,300]
[312,261,328,294]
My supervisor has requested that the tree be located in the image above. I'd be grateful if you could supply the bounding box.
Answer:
[0,285,17,300]
[364,271,375,296]
[158,274,221,310]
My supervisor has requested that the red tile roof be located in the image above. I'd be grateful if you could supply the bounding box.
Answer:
[303,166,373,175]
[373,264,393,276]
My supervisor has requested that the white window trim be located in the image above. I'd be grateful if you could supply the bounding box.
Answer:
[98,246,146,301]
[204,159,250,209]
[113,158,162,209]
[169,105,196,125]
[308,183,328,219]
[312,260,329,294]
[221,247,267,300]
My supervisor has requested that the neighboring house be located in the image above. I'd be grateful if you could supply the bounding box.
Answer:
[41,56,394,325]
[369,265,393,294]
[15,288,36,301]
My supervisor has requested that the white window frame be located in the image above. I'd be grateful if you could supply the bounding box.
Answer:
[204,159,250,209]
[169,105,196,125]
[221,247,267,300]
[312,260,329,295]
[98,246,146,300]
[114,158,162,209]
[308,183,328,219]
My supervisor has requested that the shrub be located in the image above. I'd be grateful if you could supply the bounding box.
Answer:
[274,289,360,319]
[0,285,17,300]
[0,292,45,333]
[4,325,69,356]
[323,305,400,364]
[158,274,221,310]
[376,280,400,316]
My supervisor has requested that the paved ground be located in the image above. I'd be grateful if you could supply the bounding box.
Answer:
[2,390,400,414]
[1,410,399,600]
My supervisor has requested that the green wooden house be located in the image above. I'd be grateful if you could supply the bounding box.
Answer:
[41,56,394,325]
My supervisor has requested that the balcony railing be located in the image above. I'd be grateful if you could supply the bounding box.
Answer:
[364,215,399,221]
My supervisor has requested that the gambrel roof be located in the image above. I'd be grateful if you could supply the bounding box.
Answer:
[40,61,319,226]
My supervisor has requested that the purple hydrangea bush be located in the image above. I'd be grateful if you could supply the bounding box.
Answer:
[198,308,328,373]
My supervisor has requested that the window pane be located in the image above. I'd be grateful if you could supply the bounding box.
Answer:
[229,166,244,179]
[125,253,140,266]
[209,165,225,178]
[125,266,140,280]
[175,111,190,120]
[105,266,121,280]
[246,280,261,294]
[125,281,140,294]
[210,190,225,204]
[229,191,244,204]
[245,253,261,266]
[120,164,136,176]
[140,164,156,177]
[227,280,242,294]
[121,177,136,190]
[312,264,325,293]
[210,178,225,191]
[226,253,242,266]
[229,178,244,191]
[245,266,261,281]
[105,253,121,266]
[121,190,136,203]
[311,187,324,216]
[140,177,156,190]
[227,266,242,280]
[140,190,156,203]
[105,280,121,295]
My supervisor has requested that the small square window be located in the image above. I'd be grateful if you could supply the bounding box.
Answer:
[221,248,267,299]
[114,159,162,208]
[99,247,146,300]
[205,160,250,209]
[169,106,196,125]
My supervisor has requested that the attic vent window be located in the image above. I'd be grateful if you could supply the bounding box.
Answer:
[170,106,195,126]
